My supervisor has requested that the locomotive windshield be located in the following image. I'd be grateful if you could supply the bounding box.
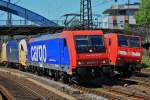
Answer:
[130,37,140,48]
[74,35,105,53]
[118,35,129,47]
[118,35,140,48]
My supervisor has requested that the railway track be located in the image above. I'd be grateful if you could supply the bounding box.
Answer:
[70,73,150,100]
[127,76,150,87]
[0,75,47,100]
[1,67,150,100]
[0,67,102,100]
[0,68,75,100]
[70,81,148,100]
[125,71,150,87]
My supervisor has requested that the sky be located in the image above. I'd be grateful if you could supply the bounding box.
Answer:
[0,0,140,21]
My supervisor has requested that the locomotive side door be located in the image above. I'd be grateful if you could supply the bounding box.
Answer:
[59,38,70,71]
[59,39,64,67]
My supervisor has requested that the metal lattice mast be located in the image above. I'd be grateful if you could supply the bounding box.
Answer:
[80,0,93,29]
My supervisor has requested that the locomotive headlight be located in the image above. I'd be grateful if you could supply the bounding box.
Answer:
[102,60,106,64]
[78,61,81,65]
[89,49,93,53]
[117,58,121,60]
[132,52,140,57]
[118,50,127,55]
[78,61,85,65]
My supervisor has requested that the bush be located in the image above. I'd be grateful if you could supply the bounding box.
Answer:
[142,55,150,68]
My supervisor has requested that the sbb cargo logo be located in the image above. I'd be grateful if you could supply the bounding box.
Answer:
[31,45,47,62]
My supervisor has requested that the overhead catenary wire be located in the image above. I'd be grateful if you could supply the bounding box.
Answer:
[92,0,114,13]
[93,0,113,8]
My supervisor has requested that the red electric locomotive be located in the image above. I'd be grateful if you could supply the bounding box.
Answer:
[105,33,143,76]
[61,30,113,81]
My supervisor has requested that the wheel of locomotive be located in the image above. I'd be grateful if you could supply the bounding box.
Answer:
[11,63,16,69]
[1,62,5,66]
[24,66,28,72]
[28,65,32,72]
[121,64,133,77]
[72,68,96,85]
[32,66,36,73]
[70,69,80,84]
[18,64,24,71]
[4,62,9,68]
[40,68,44,76]
[35,66,38,74]
[61,72,69,84]
[126,67,134,77]
[91,67,104,78]
[54,71,59,81]
[44,68,49,76]
[37,67,44,76]
[8,62,13,68]
[49,70,55,79]
[18,64,21,70]
[34,66,39,75]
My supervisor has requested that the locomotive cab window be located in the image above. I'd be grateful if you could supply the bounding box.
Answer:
[130,37,140,48]
[64,39,67,47]
[118,35,129,47]
[74,35,105,53]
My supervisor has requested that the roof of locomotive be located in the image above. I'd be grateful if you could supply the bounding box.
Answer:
[29,30,104,42]
[62,30,104,35]
[29,33,61,42]
[106,33,141,38]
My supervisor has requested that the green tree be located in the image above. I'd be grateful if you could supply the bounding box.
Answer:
[124,23,130,32]
[135,0,150,25]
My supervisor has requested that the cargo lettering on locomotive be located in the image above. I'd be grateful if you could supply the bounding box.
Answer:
[31,45,47,62]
